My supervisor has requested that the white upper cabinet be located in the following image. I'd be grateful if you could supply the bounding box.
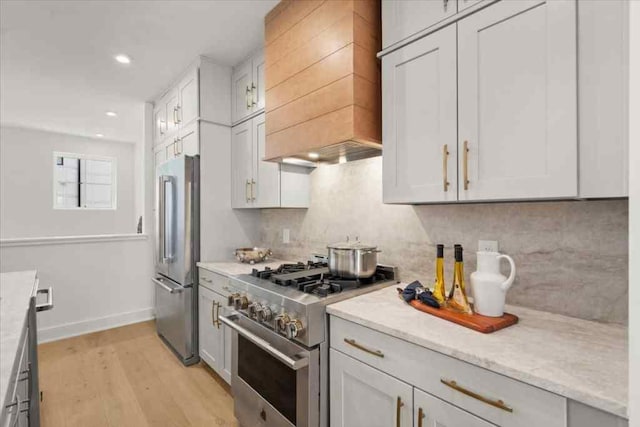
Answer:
[252,50,265,112]
[578,0,629,198]
[414,388,496,427]
[177,67,199,127]
[457,0,577,201]
[231,120,254,209]
[231,113,310,209]
[231,49,265,124]
[382,0,455,49]
[152,58,231,158]
[252,113,280,208]
[383,24,458,204]
[330,349,413,427]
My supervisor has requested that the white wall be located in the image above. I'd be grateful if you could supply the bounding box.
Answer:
[0,126,136,238]
[628,1,639,425]
[0,236,154,342]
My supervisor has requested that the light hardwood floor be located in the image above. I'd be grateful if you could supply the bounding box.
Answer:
[38,321,238,427]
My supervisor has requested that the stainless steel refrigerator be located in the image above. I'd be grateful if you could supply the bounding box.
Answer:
[154,155,200,365]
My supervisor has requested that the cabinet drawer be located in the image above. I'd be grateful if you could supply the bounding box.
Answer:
[198,268,231,295]
[330,316,566,427]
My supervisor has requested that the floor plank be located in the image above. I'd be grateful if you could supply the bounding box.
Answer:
[38,321,237,427]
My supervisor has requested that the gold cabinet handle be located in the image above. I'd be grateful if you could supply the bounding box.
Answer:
[396,397,404,427]
[246,85,252,109]
[245,179,251,202]
[251,83,257,106]
[463,140,470,190]
[215,302,221,329]
[173,107,178,125]
[176,105,181,123]
[417,407,425,427]
[443,144,450,192]
[211,301,217,325]
[440,379,513,413]
[344,338,384,358]
[251,179,256,201]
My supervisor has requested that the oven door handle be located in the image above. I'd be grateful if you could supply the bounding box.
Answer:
[219,314,309,370]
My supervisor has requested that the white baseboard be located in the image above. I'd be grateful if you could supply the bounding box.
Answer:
[38,307,155,343]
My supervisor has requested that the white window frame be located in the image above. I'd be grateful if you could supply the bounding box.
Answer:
[52,152,118,210]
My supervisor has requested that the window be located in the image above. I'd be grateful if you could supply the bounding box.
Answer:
[53,152,116,209]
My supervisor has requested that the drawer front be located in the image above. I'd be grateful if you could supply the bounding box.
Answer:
[330,316,566,427]
[198,268,231,295]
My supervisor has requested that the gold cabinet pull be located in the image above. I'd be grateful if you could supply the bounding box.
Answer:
[251,179,256,201]
[442,144,450,192]
[245,179,251,202]
[251,83,257,106]
[215,302,221,329]
[396,396,404,427]
[417,407,425,427]
[246,85,252,109]
[343,338,384,358]
[440,379,513,413]
[463,140,470,190]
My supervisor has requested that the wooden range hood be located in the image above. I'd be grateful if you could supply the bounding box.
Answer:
[264,0,382,163]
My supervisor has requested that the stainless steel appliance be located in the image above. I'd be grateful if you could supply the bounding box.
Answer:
[154,155,200,365]
[219,261,398,427]
[327,237,381,279]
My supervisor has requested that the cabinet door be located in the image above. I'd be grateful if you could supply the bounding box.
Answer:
[252,113,280,208]
[163,89,180,138]
[219,304,232,384]
[178,122,199,156]
[154,143,168,171]
[232,59,253,124]
[153,105,167,146]
[414,388,496,427]
[178,67,199,127]
[330,349,412,427]
[383,24,457,204]
[458,0,577,201]
[382,0,455,49]
[231,121,254,208]
[165,138,178,161]
[198,286,221,371]
[252,50,265,112]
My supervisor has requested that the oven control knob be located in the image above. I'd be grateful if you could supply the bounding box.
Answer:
[258,306,273,323]
[275,313,290,333]
[227,293,240,306]
[286,319,304,339]
[248,303,262,319]
[234,294,249,310]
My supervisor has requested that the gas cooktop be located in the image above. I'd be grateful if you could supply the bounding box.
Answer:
[250,261,391,297]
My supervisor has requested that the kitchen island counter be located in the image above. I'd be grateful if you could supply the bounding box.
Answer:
[327,285,628,419]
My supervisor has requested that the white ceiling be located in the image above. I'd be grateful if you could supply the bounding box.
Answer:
[0,0,278,143]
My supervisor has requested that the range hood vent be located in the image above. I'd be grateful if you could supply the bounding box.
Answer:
[264,0,382,164]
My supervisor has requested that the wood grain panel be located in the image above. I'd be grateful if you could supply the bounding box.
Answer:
[265,106,355,159]
[353,0,381,28]
[266,75,354,135]
[265,0,354,66]
[354,104,382,143]
[266,44,353,111]
[354,10,382,53]
[354,42,381,83]
[266,12,353,91]
[265,0,324,45]
[354,74,381,113]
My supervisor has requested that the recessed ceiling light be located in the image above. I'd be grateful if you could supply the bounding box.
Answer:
[95,133,104,138]
[308,152,320,160]
[105,111,117,117]
[114,54,131,64]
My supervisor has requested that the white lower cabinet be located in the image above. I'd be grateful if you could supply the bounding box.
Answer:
[414,388,495,427]
[330,349,413,427]
[198,284,231,383]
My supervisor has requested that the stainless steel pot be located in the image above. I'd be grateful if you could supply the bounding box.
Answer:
[327,238,380,279]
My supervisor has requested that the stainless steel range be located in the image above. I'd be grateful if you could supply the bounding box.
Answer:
[219,261,398,427]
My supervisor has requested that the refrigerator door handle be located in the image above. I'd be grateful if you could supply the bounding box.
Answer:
[158,175,174,264]
[153,277,184,294]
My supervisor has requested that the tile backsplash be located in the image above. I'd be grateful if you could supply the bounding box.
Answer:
[260,157,628,324]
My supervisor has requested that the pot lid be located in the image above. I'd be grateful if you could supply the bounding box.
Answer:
[327,237,377,250]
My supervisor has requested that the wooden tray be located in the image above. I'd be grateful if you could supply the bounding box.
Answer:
[406,299,518,333]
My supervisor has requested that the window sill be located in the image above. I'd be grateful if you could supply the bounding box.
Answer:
[0,233,148,247]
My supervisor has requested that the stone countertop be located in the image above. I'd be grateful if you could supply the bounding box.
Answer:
[0,271,38,409]
[326,285,628,419]
[197,259,295,277]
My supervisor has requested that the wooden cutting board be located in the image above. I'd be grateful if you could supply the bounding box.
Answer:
[406,299,518,333]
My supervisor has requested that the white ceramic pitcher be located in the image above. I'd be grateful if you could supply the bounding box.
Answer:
[470,251,516,317]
